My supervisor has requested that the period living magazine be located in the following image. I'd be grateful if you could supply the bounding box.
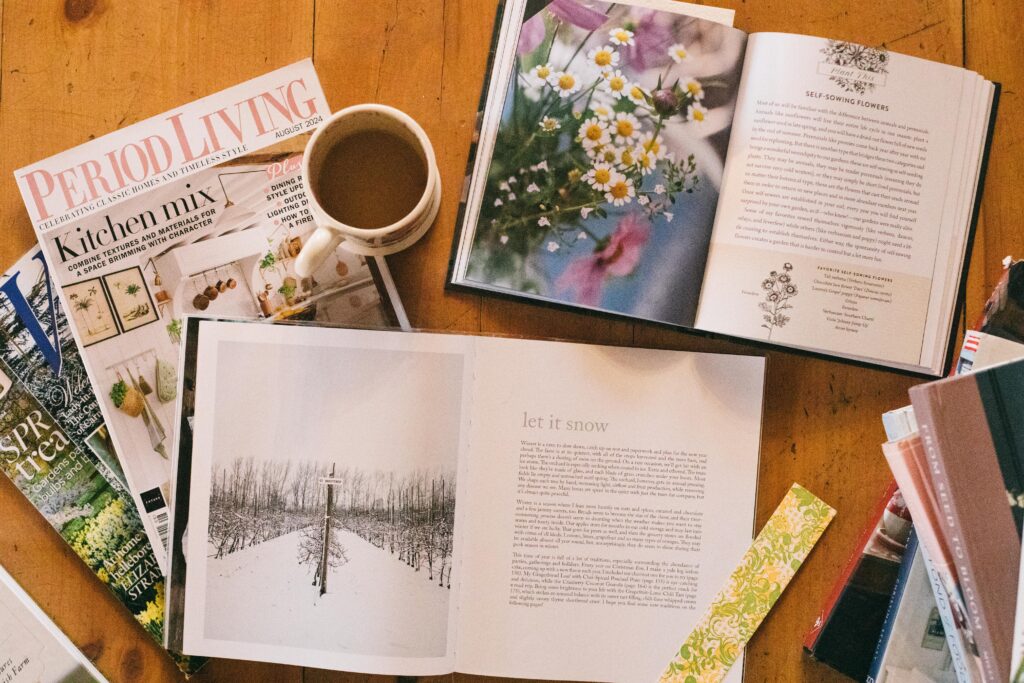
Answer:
[0,246,198,674]
[13,60,407,571]
[448,0,999,377]
[0,565,108,683]
[167,318,765,682]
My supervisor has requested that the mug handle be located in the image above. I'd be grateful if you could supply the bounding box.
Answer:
[294,227,344,278]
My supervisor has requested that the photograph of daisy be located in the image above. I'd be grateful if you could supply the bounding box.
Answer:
[462,1,746,326]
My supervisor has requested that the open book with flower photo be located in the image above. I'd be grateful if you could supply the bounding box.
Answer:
[448,0,999,376]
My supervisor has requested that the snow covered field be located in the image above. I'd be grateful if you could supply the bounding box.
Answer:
[204,527,450,657]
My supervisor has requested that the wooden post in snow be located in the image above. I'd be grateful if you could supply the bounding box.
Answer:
[318,463,336,596]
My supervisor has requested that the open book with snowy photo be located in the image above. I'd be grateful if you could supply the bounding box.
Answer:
[166,318,765,681]
[448,0,999,377]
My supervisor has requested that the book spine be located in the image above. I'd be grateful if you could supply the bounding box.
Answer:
[913,404,1001,683]
[866,529,919,683]
[921,544,975,683]
[803,480,898,651]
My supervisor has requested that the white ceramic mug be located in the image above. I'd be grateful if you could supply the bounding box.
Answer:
[294,104,441,278]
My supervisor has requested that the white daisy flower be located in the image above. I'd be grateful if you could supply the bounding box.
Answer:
[639,133,666,159]
[494,198,503,206]
[687,102,708,123]
[638,194,650,205]
[549,71,582,97]
[499,181,510,191]
[529,63,553,86]
[626,83,647,106]
[587,45,620,70]
[578,117,611,150]
[610,112,641,144]
[538,216,551,227]
[609,28,635,46]
[683,76,704,100]
[596,146,619,165]
[507,192,517,201]
[578,231,589,239]
[654,184,667,195]
[590,101,615,121]
[615,145,637,169]
[604,173,635,206]
[584,162,616,191]
[526,183,540,193]
[580,207,593,220]
[546,241,560,252]
[664,211,674,221]
[539,116,561,132]
[601,70,629,99]
[535,160,549,171]
[635,147,656,175]
[668,43,691,63]
[508,176,517,184]
[499,234,509,244]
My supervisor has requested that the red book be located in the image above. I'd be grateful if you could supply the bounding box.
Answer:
[804,481,911,680]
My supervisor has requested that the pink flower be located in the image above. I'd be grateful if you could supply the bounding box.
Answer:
[518,13,547,55]
[519,0,608,55]
[620,11,675,71]
[556,213,650,306]
[547,0,608,30]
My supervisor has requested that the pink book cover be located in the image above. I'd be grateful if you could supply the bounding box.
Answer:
[910,359,1024,682]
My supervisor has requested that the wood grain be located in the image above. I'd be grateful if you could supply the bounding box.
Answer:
[0,1,1019,682]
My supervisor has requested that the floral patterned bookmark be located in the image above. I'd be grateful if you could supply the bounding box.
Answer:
[660,484,836,683]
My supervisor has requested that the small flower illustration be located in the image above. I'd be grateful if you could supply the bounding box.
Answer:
[759,262,800,339]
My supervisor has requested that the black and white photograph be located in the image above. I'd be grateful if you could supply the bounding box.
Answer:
[194,337,465,660]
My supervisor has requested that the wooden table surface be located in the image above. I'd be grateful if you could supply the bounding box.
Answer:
[0,0,1020,681]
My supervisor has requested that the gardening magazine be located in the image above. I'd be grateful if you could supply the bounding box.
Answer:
[13,60,407,572]
[449,0,998,376]
[0,246,199,674]
[170,318,764,681]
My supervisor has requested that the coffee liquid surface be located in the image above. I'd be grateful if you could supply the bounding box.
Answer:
[314,130,428,229]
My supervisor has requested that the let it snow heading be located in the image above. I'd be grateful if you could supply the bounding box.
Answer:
[16,60,328,231]
[521,411,609,433]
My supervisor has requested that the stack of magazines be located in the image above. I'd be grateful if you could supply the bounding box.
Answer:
[806,258,1024,683]
[0,60,406,675]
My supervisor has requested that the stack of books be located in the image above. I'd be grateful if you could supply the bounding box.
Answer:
[806,257,1024,683]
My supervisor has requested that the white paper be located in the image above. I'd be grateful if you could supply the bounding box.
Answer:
[0,566,108,683]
